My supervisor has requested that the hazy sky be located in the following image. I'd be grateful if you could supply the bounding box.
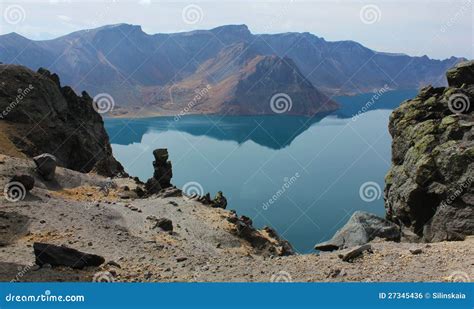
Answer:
[0,0,472,60]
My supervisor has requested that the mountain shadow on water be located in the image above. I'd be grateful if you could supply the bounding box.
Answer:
[106,114,332,150]
[105,89,419,150]
[333,89,418,119]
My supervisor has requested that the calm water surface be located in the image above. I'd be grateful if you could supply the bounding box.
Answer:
[105,89,417,253]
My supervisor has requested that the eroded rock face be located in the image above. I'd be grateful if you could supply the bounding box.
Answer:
[0,65,125,177]
[314,211,400,251]
[385,61,473,242]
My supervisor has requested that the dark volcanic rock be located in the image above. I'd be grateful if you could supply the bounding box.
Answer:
[33,242,105,269]
[315,211,400,251]
[33,153,57,180]
[229,214,294,256]
[147,216,173,232]
[0,65,125,177]
[10,175,34,192]
[145,149,172,193]
[446,60,474,88]
[211,191,227,209]
[385,60,473,242]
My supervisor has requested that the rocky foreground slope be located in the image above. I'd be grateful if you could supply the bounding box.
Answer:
[0,154,472,282]
[0,63,472,282]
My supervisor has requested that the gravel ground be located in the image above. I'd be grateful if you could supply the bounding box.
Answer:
[0,154,472,282]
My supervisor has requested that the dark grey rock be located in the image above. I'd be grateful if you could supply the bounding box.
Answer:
[33,242,105,269]
[338,244,372,262]
[33,153,57,180]
[10,175,34,192]
[385,60,473,242]
[314,211,400,251]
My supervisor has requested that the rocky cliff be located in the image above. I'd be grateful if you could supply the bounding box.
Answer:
[384,60,473,242]
[0,64,125,176]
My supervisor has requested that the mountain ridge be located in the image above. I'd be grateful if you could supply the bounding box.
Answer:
[0,24,465,117]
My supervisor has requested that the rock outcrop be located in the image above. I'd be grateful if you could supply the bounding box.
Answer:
[314,211,400,251]
[227,212,294,256]
[384,60,473,242]
[145,149,172,194]
[0,65,125,177]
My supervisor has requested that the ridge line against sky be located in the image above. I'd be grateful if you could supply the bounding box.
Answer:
[0,0,472,60]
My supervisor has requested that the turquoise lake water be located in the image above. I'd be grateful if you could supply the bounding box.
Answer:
[105,89,417,253]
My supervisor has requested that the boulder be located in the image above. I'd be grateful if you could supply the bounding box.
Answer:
[10,175,34,192]
[33,242,105,269]
[33,153,57,180]
[446,60,474,87]
[147,216,173,232]
[314,211,400,251]
[145,177,161,195]
[211,191,227,209]
[338,244,372,262]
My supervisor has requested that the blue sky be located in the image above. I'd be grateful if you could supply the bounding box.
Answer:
[0,0,472,60]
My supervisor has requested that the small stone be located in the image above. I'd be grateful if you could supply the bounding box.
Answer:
[87,242,93,246]
[40,220,46,224]
[409,248,423,255]
[176,257,187,262]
